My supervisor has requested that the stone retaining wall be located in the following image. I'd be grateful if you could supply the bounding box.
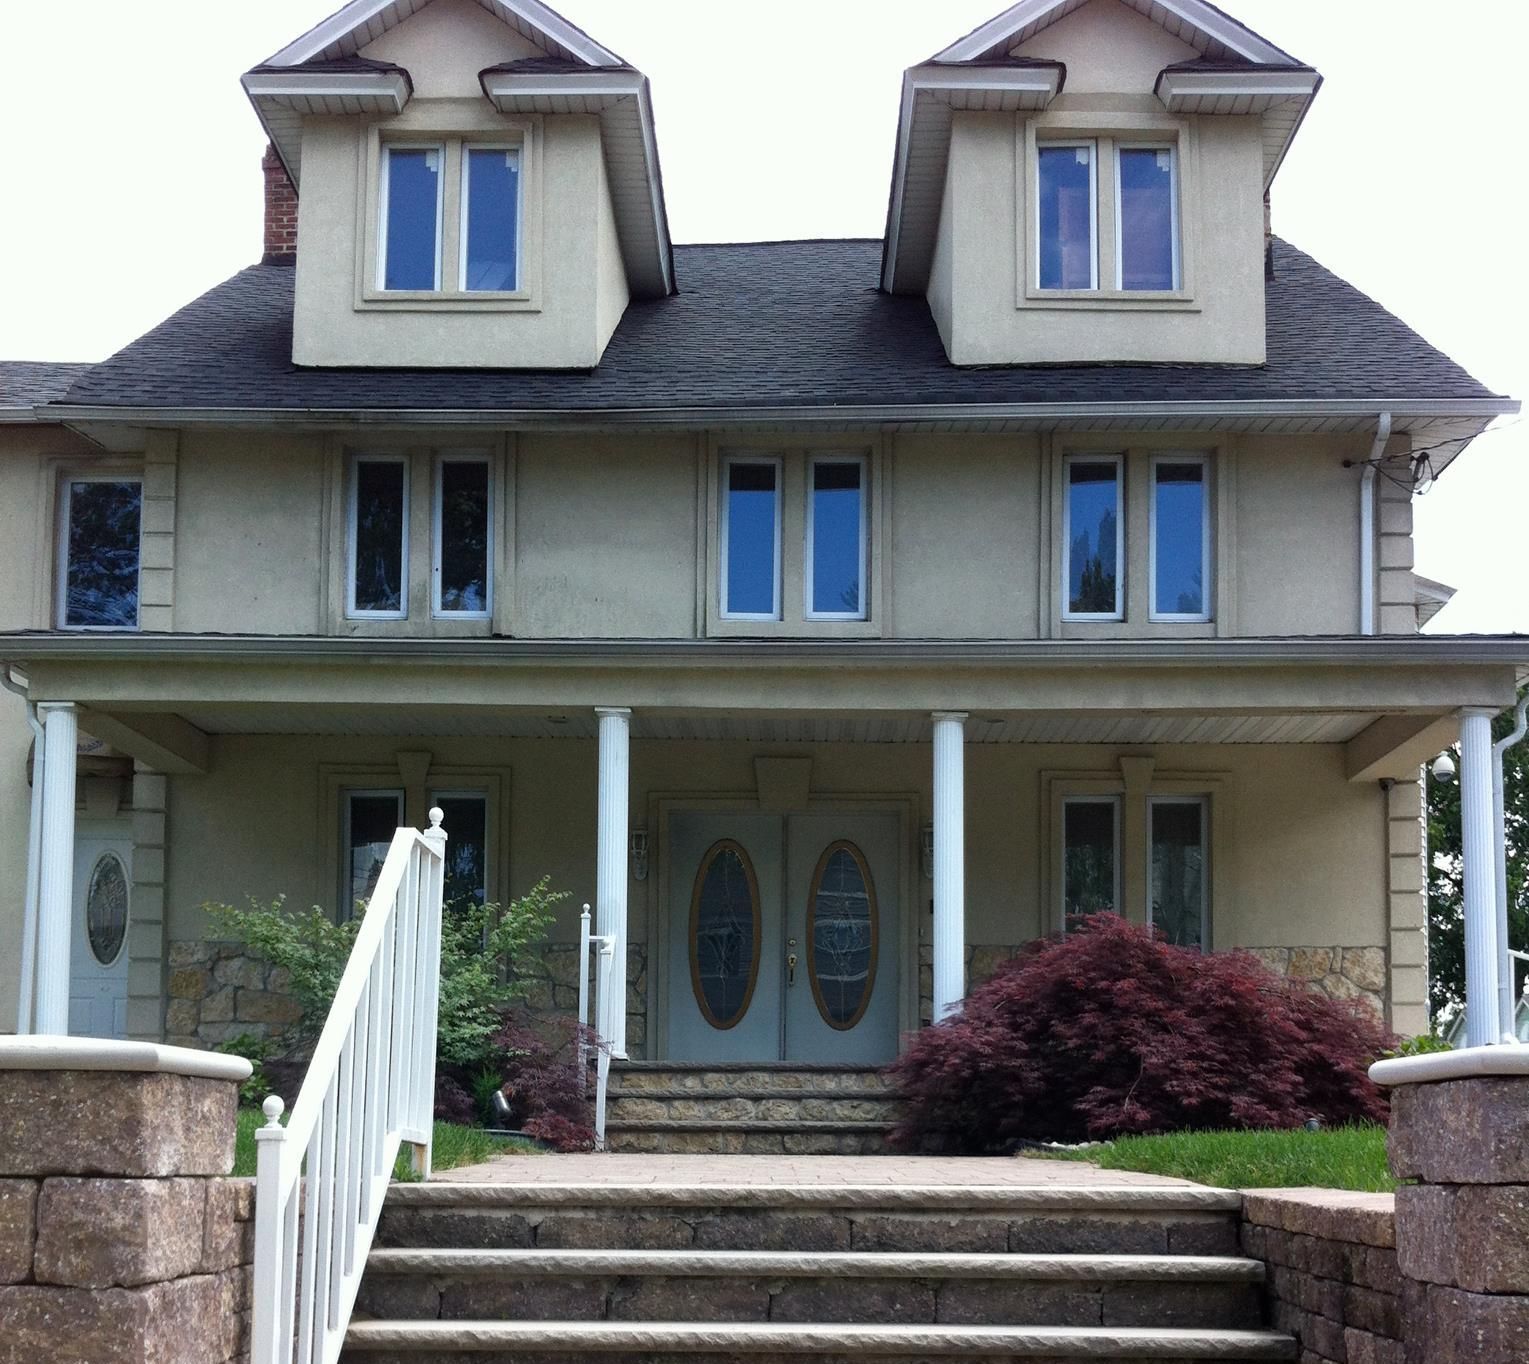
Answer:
[1240,1189,1401,1364]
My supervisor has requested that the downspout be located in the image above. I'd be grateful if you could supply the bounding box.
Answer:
[1,667,43,1034]
[1359,412,1391,635]
[1493,692,1529,1041]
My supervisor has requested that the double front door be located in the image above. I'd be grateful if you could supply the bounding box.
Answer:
[666,810,900,1064]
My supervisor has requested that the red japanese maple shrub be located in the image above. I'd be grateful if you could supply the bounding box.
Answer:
[886,914,1394,1152]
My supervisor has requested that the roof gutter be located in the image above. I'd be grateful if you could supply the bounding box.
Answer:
[40,396,1519,432]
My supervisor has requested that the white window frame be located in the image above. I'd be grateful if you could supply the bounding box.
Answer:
[1114,143,1181,292]
[346,453,411,621]
[458,145,523,294]
[1060,795,1122,926]
[378,143,445,293]
[804,453,869,622]
[431,453,494,620]
[1061,452,1125,622]
[1147,794,1209,950]
[719,453,783,622]
[341,788,405,918]
[56,473,144,632]
[1149,453,1212,623]
[1035,140,1098,292]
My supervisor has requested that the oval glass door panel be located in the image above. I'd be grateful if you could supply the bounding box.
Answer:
[689,840,761,1030]
[86,853,129,966]
[807,841,878,1030]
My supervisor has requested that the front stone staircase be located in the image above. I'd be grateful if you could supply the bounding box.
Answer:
[343,1177,1298,1361]
[602,1062,901,1154]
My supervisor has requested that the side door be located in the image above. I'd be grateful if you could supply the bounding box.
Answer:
[783,811,900,1065]
[666,812,784,1062]
[68,824,134,1039]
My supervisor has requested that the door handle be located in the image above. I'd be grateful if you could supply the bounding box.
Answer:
[787,938,798,987]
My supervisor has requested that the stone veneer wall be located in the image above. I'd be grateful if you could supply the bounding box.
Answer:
[516,942,649,1058]
[1240,1189,1402,1364]
[165,940,303,1050]
[0,1066,254,1364]
[1245,946,1388,1018]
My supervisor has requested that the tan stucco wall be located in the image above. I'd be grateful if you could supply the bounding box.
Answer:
[926,0,1267,366]
[291,0,630,369]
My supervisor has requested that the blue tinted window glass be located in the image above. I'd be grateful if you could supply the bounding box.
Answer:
[1154,462,1205,616]
[383,148,440,290]
[725,463,778,616]
[64,480,141,628]
[1151,801,1205,950]
[1119,148,1176,290]
[464,148,520,291]
[1038,145,1094,289]
[810,461,863,616]
[1067,462,1119,615]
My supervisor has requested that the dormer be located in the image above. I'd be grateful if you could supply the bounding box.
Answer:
[883,0,1319,367]
[244,0,674,370]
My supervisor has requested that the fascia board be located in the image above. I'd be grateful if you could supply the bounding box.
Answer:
[1156,69,1321,104]
[242,70,413,109]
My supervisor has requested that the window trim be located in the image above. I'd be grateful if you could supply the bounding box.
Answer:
[341,787,405,918]
[458,144,523,294]
[803,453,869,622]
[56,472,144,632]
[431,452,494,621]
[1147,794,1209,950]
[346,453,411,621]
[1114,143,1181,293]
[1035,140,1099,292]
[1060,795,1122,926]
[378,143,445,294]
[719,453,784,622]
[1149,453,1212,623]
[1061,452,1125,622]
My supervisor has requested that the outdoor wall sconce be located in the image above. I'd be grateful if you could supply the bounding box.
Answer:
[920,821,934,881]
[630,828,649,881]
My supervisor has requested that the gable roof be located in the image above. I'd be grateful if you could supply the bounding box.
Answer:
[0,362,94,421]
[43,239,1512,461]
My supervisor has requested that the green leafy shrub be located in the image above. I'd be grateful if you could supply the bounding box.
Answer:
[1385,1032,1453,1058]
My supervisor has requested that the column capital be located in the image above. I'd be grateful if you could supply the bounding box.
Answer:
[594,706,633,720]
[1458,706,1499,721]
[36,701,77,716]
[930,711,968,725]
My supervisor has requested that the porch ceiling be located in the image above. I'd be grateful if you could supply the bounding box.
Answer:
[163,704,1377,746]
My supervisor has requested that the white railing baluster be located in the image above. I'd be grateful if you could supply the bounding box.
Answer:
[577,904,592,1082]
[252,810,447,1364]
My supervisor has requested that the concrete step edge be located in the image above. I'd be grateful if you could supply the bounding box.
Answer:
[607,1089,902,1102]
[611,1062,892,1074]
[383,1183,1243,1212]
[344,1320,1297,1358]
[605,1119,897,1133]
[364,1247,1266,1282]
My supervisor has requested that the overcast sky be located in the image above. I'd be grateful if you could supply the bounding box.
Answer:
[0,0,1522,634]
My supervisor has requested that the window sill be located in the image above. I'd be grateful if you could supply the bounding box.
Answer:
[357,289,540,314]
[708,617,884,640]
[1023,287,1198,312]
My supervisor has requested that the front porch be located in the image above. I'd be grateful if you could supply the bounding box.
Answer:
[8,634,1520,1057]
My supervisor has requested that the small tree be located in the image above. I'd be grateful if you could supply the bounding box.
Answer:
[887,915,1393,1153]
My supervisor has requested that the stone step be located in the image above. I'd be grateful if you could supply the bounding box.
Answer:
[343,1320,1298,1361]
[604,1118,896,1155]
[354,1248,1266,1329]
[375,1184,1243,1257]
[606,1091,900,1114]
[608,1063,899,1096]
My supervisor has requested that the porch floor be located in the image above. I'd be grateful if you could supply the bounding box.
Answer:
[433,1151,1204,1187]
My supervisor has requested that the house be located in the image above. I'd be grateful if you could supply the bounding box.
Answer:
[1,0,1524,1117]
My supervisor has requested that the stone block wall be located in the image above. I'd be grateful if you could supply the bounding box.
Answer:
[1240,1189,1402,1364]
[0,1060,254,1364]
[164,939,303,1050]
[1245,946,1387,1018]
[516,942,649,1057]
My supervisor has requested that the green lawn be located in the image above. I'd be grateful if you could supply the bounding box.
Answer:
[1038,1125,1394,1192]
[233,1108,539,1179]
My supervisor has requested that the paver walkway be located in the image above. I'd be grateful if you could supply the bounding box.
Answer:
[436,1151,1205,1187]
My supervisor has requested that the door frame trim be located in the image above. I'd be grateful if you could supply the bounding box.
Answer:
[647,790,919,1061]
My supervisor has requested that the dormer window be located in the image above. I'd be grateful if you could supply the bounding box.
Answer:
[1116,146,1179,292]
[373,137,526,299]
[1037,144,1097,291]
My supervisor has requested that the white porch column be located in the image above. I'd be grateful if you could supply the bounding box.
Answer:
[595,707,631,1059]
[1460,707,1501,1048]
[931,711,967,1021]
[35,702,78,1036]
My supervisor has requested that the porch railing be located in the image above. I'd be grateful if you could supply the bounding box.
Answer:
[577,903,616,1149]
[251,810,447,1364]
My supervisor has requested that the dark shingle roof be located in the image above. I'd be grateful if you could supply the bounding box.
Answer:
[52,239,1498,413]
[2,361,94,408]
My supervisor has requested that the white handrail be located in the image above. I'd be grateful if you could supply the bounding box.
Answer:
[578,902,616,1149]
[251,809,447,1364]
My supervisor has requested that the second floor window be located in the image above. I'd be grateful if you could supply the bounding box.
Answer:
[1064,456,1122,619]
[348,457,409,618]
[382,146,443,291]
[1151,457,1209,621]
[806,457,867,620]
[433,457,491,618]
[462,149,521,291]
[1037,144,1096,291]
[1117,146,1179,292]
[721,457,782,620]
[59,476,142,630]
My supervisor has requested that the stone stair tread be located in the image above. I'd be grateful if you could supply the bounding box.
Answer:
[607,1088,898,1101]
[383,1182,1243,1213]
[611,1062,891,1072]
[365,1247,1267,1281]
[606,1119,897,1133]
[344,1319,1297,1357]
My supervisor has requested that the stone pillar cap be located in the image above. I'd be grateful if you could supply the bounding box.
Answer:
[0,1035,252,1081]
[1370,1043,1529,1087]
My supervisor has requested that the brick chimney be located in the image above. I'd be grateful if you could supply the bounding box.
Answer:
[262,144,298,265]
